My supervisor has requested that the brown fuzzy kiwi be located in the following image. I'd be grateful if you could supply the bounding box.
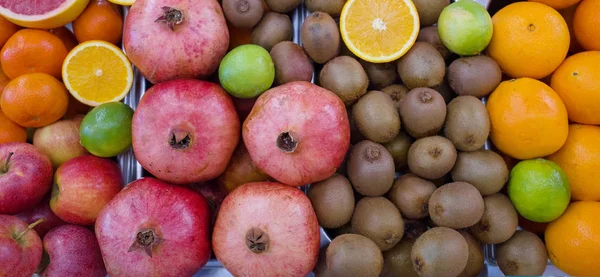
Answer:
[264,0,301,13]
[448,55,502,98]
[432,80,456,104]
[381,84,409,112]
[301,12,341,64]
[403,219,428,240]
[251,12,293,51]
[412,0,450,26]
[457,230,485,277]
[429,173,452,187]
[269,41,314,85]
[399,87,447,139]
[381,239,419,277]
[222,0,264,28]
[451,150,509,196]
[360,61,398,90]
[347,140,395,196]
[496,230,548,276]
[327,234,384,277]
[428,182,485,229]
[347,108,365,144]
[407,136,457,180]
[308,174,355,229]
[351,197,405,250]
[353,91,401,143]
[305,0,347,16]
[384,131,413,170]
[397,42,446,89]
[320,56,369,105]
[416,26,450,59]
[387,174,437,219]
[411,227,469,277]
[470,194,518,244]
[444,96,490,151]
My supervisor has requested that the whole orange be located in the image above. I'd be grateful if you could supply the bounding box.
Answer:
[487,77,569,160]
[528,0,581,10]
[0,73,69,128]
[0,109,27,143]
[547,124,600,201]
[486,2,570,79]
[558,3,583,54]
[72,0,123,45]
[551,51,600,124]
[573,0,600,51]
[0,66,8,95]
[47,26,79,51]
[545,201,600,276]
[0,16,19,48]
[0,29,68,80]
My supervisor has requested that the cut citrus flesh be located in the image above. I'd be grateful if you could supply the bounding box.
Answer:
[62,40,133,107]
[340,0,420,63]
[107,0,135,6]
[0,0,90,29]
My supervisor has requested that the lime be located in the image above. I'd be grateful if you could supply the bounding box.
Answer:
[508,158,571,223]
[80,102,134,158]
[218,44,275,98]
[437,0,493,56]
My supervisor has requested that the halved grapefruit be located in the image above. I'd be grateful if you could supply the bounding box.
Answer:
[0,0,90,29]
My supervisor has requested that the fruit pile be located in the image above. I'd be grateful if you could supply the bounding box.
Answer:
[1,0,600,276]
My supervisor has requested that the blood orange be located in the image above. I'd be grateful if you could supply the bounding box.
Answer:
[0,0,89,29]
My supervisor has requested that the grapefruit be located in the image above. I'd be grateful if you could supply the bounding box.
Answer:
[0,0,90,29]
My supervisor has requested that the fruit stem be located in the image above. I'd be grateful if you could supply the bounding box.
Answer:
[277,131,298,153]
[15,218,45,241]
[155,6,185,31]
[1,152,14,174]
[246,227,269,254]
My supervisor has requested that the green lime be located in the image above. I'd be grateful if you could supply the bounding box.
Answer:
[508,158,571,223]
[437,0,493,56]
[80,102,134,158]
[218,44,275,98]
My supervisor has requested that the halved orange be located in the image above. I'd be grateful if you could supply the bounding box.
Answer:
[0,0,90,29]
[340,0,420,63]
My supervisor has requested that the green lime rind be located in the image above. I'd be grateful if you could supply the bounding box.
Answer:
[218,44,275,99]
[438,0,493,56]
[508,158,571,223]
[80,102,134,158]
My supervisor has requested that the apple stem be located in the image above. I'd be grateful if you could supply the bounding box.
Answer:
[2,152,13,173]
[15,218,45,241]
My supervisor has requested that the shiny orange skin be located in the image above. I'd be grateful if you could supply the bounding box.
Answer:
[0,109,27,143]
[47,26,79,51]
[73,0,123,45]
[0,16,20,48]
[573,0,600,51]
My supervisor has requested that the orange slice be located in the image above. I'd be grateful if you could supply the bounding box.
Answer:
[340,0,420,63]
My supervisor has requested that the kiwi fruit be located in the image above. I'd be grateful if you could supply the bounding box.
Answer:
[470,194,518,244]
[320,56,369,105]
[347,108,365,144]
[416,26,450,60]
[264,0,301,13]
[397,42,446,89]
[301,12,341,64]
[353,91,400,143]
[360,61,398,90]
[448,55,502,98]
[328,223,354,238]
[411,227,469,277]
[429,173,452,187]
[347,140,395,196]
[308,174,355,229]
[381,239,419,277]
[252,12,293,51]
[444,96,490,151]
[428,182,485,229]
[451,150,509,196]
[403,219,427,240]
[457,230,485,277]
[383,131,413,170]
[327,234,384,277]
[351,197,405,250]
[407,136,457,180]
[305,0,346,16]
[412,0,450,26]
[432,80,456,104]
[496,230,548,276]
[387,174,437,219]
[222,0,264,28]
[399,87,447,139]
[270,41,314,85]
[381,84,409,112]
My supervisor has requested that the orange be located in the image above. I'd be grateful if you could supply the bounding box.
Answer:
[486,2,570,79]
[545,201,600,276]
[528,0,581,10]
[573,0,600,51]
[551,51,600,124]
[340,0,419,63]
[0,16,19,48]
[558,3,584,54]
[0,29,68,80]
[73,0,123,45]
[47,26,79,51]
[0,73,69,128]
[547,124,600,201]
[487,78,569,160]
[0,109,27,143]
[228,24,252,51]
[64,93,91,119]
[0,66,8,96]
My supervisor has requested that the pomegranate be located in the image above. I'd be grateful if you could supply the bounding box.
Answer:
[95,177,211,277]
[124,0,229,84]
[190,180,228,231]
[213,182,320,276]
[132,79,240,185]
[243,81,350,186]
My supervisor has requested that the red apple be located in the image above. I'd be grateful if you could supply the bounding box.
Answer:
[243,81,350,187]
[213,182,320,276]
[95,177,212,277]
[0,142,53,214]
[216,142,271,193]
[50,155,123,225]
[0,215,43,277]
[38,224,106,277]
[132,79,240,185]
[33,115,87,169]
[16,194,67,238]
